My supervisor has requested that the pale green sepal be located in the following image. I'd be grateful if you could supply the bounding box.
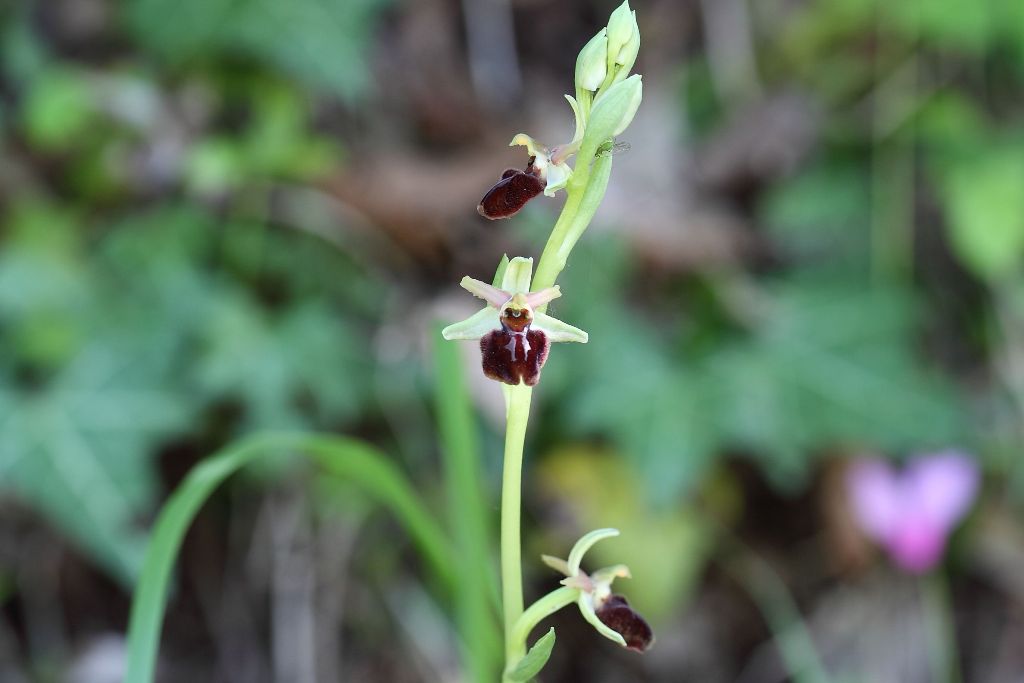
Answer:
[590,564,631,586]
[533,312,588,343]
[492,254,510,287]
[585,75,642,149]
[575,29,608,92]
[524,287,562,309]
[575,87,594,125]
[509,133,543,157]
[541,554,571,575]
[567,528,619,575]
[506,628,557,682]
[441,307,497,341]
[460,276,511,308]
[579,596,627,647]
[566,94,586,145]
[502,257,534,293]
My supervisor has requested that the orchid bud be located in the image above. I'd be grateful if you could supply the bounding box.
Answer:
[584,74,642,148]
[606,1,640,76]
[575,29,608,92]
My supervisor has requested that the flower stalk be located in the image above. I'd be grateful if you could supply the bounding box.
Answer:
[500,382,533,668]
[441,2,648,678]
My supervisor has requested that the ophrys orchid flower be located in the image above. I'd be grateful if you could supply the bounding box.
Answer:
[541,528,654,652]
[441,257,587,386]
[476,1,642,220]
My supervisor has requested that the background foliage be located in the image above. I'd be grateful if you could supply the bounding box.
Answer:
[2,0,1024,681]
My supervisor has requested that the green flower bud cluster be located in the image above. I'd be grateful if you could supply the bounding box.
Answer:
[570,0,642,153]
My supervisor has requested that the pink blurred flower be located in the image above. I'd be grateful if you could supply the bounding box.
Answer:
[845,452,980,574]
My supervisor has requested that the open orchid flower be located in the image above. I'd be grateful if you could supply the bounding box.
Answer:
[541,529,654,652]
[509,134,575,197]
[441,257,587,386]
[477,2,641,220]
[845,451,980,574]
[477,136,575,220]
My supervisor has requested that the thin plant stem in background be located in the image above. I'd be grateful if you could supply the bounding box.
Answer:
[434,332,502,680]
[922,571,962,683]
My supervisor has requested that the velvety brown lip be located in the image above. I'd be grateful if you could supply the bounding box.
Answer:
[477,156,544,220]
[596,595,655,653]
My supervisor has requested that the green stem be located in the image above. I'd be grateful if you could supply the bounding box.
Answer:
[531,149,614,299]
[434,332,502,681]
[922,571,961,683]
[501,383,534,675]
[498,138,615,680]
[510,586,578,652]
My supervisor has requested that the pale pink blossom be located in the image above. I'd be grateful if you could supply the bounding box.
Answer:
[845,452,979,574]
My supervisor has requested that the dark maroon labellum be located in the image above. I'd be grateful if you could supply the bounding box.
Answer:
[596,595,655,653]
[477,156,544,220]
[480,327,549,386]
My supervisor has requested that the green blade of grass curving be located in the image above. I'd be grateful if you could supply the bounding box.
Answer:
[125,432,453,683]
[434,328,502,681]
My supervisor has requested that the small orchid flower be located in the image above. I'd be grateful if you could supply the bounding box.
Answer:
[441,257,587,386]
[541,529,654,652]
[845,451,980,574]
[509,134,574,197]
[477,1,642,220]
[477,135,578,219]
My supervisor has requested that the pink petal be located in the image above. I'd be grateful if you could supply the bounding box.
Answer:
[904,451,979,533]
[845,459,901,542]
[886,516,947,574]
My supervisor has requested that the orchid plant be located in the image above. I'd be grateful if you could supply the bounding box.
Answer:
[122,5,649,682]
[442,3,653,679]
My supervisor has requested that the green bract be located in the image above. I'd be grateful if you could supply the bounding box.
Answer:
[584,74,643,148]
[575,29,609,93]
[606,1,640,78]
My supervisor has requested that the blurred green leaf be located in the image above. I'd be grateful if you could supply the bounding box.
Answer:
[194,294,367,429]
[711,275,965,488]
[21,67,96,151]
[553,241,964,498]
[186,137,246,193]
[125,0,390,101]
[0,202,92,367]
[885,0,996,53]
[914,90,988,154]
[762,158,870,263]
[940,146,1024,281]
[0,344,189,584]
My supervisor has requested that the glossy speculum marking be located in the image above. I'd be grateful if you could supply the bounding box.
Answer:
[480,303,551,386]
[477,156,544,219]
[480,328,550,386]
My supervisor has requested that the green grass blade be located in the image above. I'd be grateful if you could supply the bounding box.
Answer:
[433,330,502,681]
[125,432,453,683]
